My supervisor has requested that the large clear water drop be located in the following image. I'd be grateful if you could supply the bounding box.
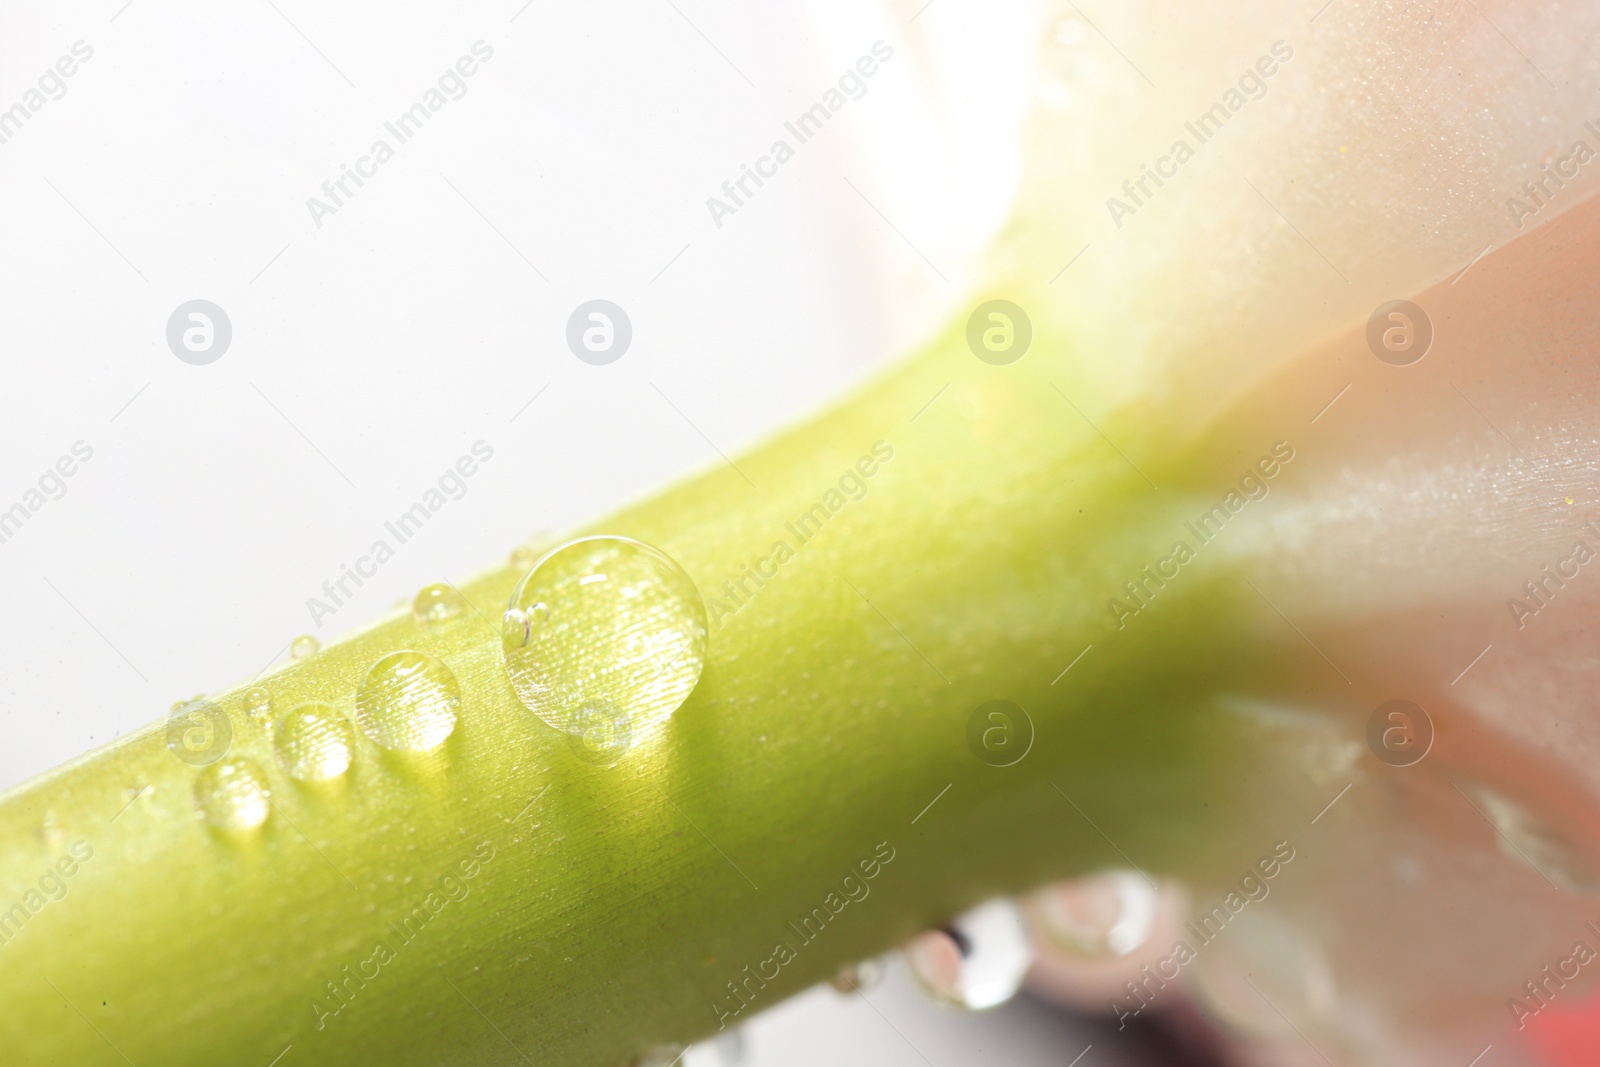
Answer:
[501,536,708,740]
[275,702,354,780]
[355,650,461,752]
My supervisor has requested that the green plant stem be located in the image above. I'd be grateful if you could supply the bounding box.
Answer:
[0,321,1283,1065]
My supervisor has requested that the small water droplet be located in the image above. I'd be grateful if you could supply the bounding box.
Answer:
[275,703,354,780]
[500,602,548,646]
[194,758,271,831]
[412,583,466,627]
[509,545,537,571]
[829,959,884,994]
[1029,870,1160,958]
[906,899,1032,1010]
[355,650,460,751]
[290,635,321,660]
[501,536,707,739]
[245,687,273,719]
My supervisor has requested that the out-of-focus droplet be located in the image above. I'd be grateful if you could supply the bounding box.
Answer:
[906,899,1033,1010]
[412,583,466,627]
[1189,906,1337,1040]
[633,1045,685,1067]
[355,650,460,752]
[164,699,232,767]
[290,635,321,660]
[38,810,65,850]
[509,545,537,571]
[829,959,884,994]
[1226,699,1363,783]
[194,759,271,832]
[501,536,708,740]
[246,687,273,720]
[1030,870,1160,958]
[1038,18,1092,111]
[684,1028,745,1067]
[1392,853,1425,888]
[1475,787,1600,895]
[1053,17,1087,45]
[275,703,354,781]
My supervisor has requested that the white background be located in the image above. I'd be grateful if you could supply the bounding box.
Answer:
[0,0,1135,1063]
[0,0,1028,783]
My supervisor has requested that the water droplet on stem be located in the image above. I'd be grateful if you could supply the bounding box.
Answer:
[275,703,354,780]
[194,759,271,831]
[245,687,273,719]
[413,583,466,627]
[355,651,461,752]
[830,959,884,994]
[501,536,707,741]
